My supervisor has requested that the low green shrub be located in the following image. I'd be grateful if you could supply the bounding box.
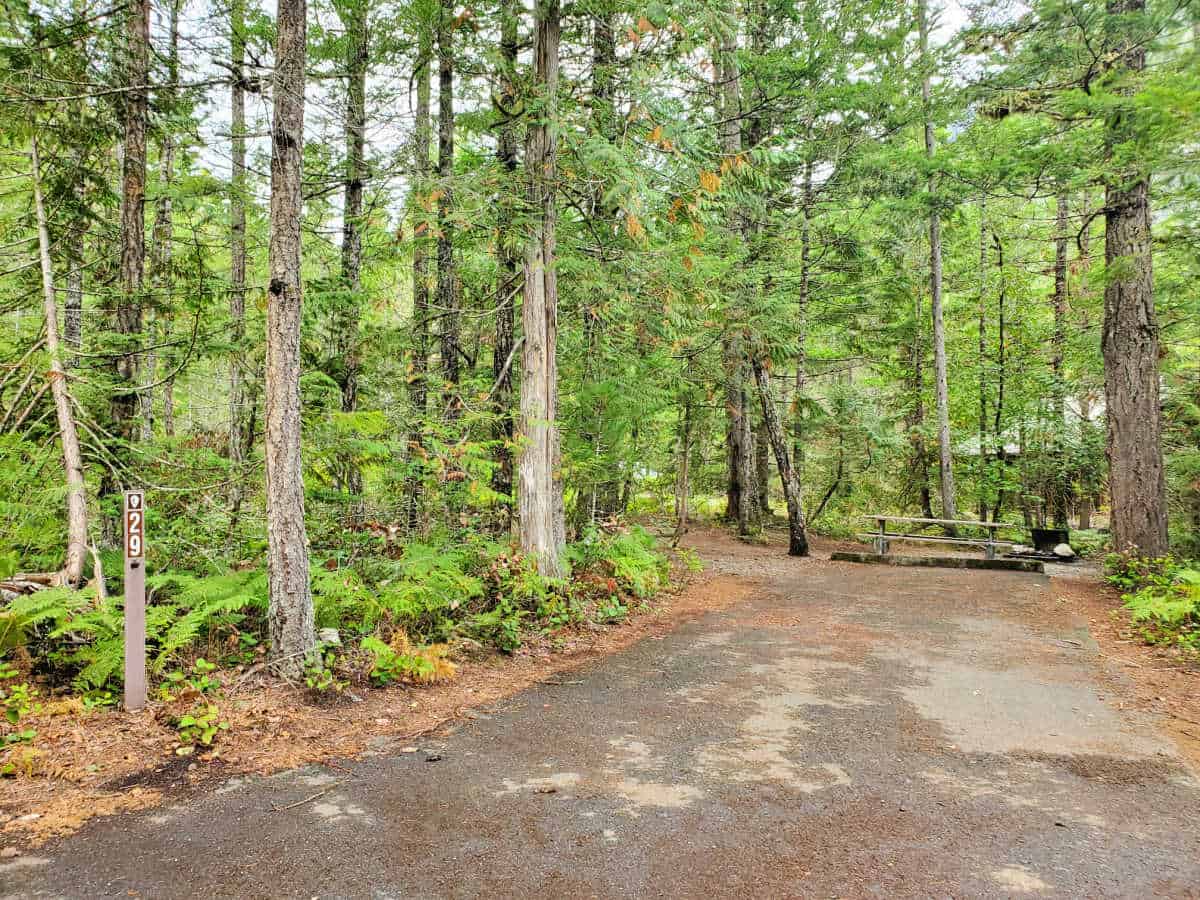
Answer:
[0,525,672,695]
[1106,553,1200,649]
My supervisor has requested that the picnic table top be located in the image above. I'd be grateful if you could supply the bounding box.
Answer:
[864,515,1006,530]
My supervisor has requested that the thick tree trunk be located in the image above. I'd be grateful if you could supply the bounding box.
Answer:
[517,0,565,578]
[752,360,809,556]
[919,0,957,528]
[115,0,149,441]
[1101,0,1168,556]
[1051,192,1070,527]
[101,0,150,543]
[491,0,519,521]
[436,0,460,396]
[31,138,89,589]
[265,0,315,674]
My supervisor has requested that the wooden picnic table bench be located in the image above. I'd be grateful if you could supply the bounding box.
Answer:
[859,515,1012,561]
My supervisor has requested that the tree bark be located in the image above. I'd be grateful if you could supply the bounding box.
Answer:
[405,30,432,532]
[991,229,1007,522]
[672,398,691,545]
[31,137,89,589]
[338,0,368,418]
[518,0,565,578]
[752,359,809,556]
[582,6,619,524]
[101,0,150,542]
[436,0,460,395]
[336,0,368,506]
[977,197,989,521]
[918,0,957,528]
[265,0,315,674]
[491,0,520,521]
[792,160,812,475]
[906,287,935,519]
[755,417,771,515]
[142,0,181,444]
[1101,0,1168,556]
[718,20,757,537]
[115,0,149,441]
[1051,192,1070,527]
[228,0,249,529]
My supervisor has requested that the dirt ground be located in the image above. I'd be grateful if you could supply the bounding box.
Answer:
[3,524,1199,898]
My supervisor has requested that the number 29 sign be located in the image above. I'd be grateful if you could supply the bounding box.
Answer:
[124,490,145,559]
[124,490,147,710]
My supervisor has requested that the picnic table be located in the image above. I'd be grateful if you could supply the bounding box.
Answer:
[860,515,1012,561]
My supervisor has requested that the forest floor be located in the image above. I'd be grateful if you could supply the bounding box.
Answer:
[3,524,1200,897]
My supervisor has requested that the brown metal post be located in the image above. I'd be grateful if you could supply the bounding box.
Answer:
[124,490,147,711]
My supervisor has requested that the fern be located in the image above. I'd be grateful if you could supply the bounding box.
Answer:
[149,570,267,664]
[1123,565,1200,648]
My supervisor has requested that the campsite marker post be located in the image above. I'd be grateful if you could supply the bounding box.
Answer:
[124,490,146,711]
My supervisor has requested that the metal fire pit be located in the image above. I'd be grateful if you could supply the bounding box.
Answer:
[1031,527,1070,553]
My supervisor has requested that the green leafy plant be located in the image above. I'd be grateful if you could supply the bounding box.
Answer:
[1108,553,1200,649]
[464,601,524,652]
[159,657,222,701]
[174,702,229,754]
[360,634,456,686]
[1,663,37,746]
[304,650,347,697]
[595,594,628,624]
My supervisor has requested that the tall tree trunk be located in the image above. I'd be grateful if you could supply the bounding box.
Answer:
[752,360,809,556]
[518,0,565,577]
[755,417,771,515]
[672,397,691,544]
[436,0,459,396]
[102,0,150,540]
[1101,0,1168,555]
[337,0,368,506]
[116,0,149,438]
[906,288,935,519]
[64,178,86,362]
[491,0,520,522]
[991,229,1007,522]
[977,197,989,521]
[405,31,432,532]
[31,137,89,589]
[228,0,249,529]
[792,160,812,475]
[918,0,957,527]
[1051,192,1070,527]
[142,0,180,444]
[582,6,619,524]
[265,0,315,674]
[338,0,368,418]
[718,21,757,537]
